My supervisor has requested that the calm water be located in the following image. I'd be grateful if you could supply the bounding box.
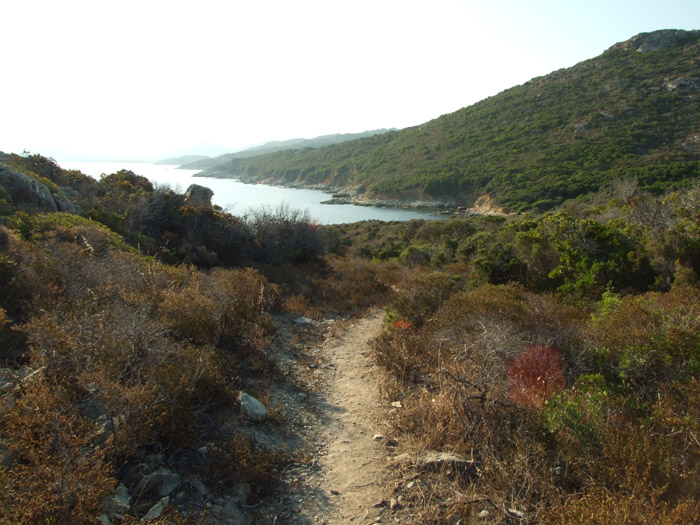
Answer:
[60,161,448,224]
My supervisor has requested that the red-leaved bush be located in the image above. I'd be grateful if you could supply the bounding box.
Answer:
[393,319,413,330]
[508,345,565,407]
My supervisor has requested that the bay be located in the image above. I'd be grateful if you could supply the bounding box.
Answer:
[60,161,448,225]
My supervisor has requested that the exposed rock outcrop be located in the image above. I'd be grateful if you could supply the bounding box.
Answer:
[184,184,214,206]
[616,29,700,54]
[0,165,58,212]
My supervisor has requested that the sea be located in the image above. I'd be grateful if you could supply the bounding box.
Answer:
[59,161,448,225]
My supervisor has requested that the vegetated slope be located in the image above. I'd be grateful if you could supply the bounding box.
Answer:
[201,29,700,212]
[182,128,396,170]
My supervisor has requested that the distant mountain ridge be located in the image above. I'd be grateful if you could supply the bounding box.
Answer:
[180,129,397,170]
[155,154,210,166]
[198,29,700,212]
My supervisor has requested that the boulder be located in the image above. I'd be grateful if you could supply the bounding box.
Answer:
[53,188,83,214]
[135,468,181,498]
[0,165,57,212]
[104,483,131,515]
[142,496,169,521]
[184,184,214,206]
[238,391,267,422]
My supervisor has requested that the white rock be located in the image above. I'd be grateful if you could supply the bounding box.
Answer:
[238,392,268,422]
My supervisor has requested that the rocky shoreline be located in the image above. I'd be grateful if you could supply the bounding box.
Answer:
[196,173,473,215]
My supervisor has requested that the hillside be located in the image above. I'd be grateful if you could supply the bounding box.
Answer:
[199,29,700,212]
[155,154,210,165]
[182,128,396,170]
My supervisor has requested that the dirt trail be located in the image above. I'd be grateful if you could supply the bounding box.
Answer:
[262,310,395,524]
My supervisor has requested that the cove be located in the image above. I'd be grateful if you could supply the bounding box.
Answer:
[60,161,449,224]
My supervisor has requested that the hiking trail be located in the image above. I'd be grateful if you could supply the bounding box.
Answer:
[259,310,399,524]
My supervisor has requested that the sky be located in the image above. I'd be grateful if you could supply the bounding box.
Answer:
[2,0,699,161]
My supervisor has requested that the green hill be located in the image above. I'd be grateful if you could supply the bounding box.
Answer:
[182,128,396,170]
[199,29,700,212]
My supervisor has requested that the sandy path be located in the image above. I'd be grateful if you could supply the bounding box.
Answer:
[262,310,393,524]
[311,310,390,523]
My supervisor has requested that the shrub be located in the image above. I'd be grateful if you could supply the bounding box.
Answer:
[160,267,277,349]
[0,382,115,524]
[245,204,323,264]
[589,285,700,392]
[508,345,565,407]
[391,271,458,328]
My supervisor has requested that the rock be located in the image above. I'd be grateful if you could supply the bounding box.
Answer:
[418,451,478,476]
[192,478,209,496]
[142,496,169,521]
[98,514,112,525]
[389,498,401,510]
[0,165,57,212]
[0,438,18,470]
[391,401,402,408]
[105,483,131,515]
[665,77,700,93]
[373,434,384,441]
[238,392,268,422]
[211,498,252,525]
[506,508,526,520]
[135,468,181,498]
[233,483,252,505]
[387,453,411,465]
[53,188,83,214]
[447,514,462,525]
[184,184,214,206]
[617,29,700,54]
[93,415,114,448]
[294,316,314,325]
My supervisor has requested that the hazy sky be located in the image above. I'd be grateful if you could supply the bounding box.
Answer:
[2,0,699,161]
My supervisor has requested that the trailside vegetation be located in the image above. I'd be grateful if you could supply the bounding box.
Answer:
[326,180,700,523]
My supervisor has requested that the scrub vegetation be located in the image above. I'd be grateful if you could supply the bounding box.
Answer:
[1,29,700,524]
[2,150,699,523]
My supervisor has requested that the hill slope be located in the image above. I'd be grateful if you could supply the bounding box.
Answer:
[200,29,700,212]
[182,129,396,170]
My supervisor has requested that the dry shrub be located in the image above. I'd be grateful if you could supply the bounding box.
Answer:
[160,267,278,349]
[391,270,458,328]
[201,435,283,498]
[373,283,599,520]
[508,345,565,407]
[281,293,320,318]
[315,256,391,313]
[0,224,10,251]
[0,382,115,524]
[546,490,700,525]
